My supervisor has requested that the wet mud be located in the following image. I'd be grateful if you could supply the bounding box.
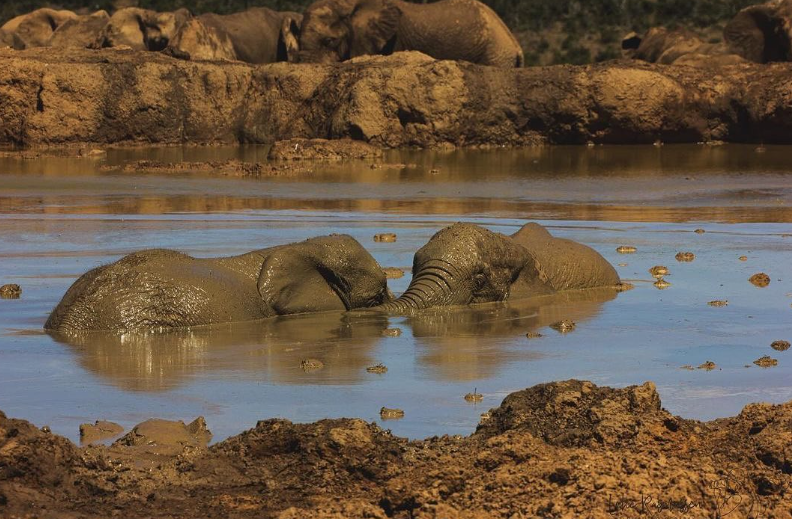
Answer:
[1,380,791,518]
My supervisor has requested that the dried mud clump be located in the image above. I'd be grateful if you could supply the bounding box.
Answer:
[754,356,778,368]
[771,340,790,352]
[267,138,383,161]
[79,420,124,444]
[750,272,771,287]
[380,407,404,420]
[366,363,388,374]
[550,320,576,333]
[675,251,695,262]
[2,381,792,517]
[0,284,21,299]
[698,361,718,370]
[616,245,637,253]
[374,233,397,242]
[708,300,728,307]
[300,359,324,371]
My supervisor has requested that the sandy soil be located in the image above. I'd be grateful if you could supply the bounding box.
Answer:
[1,379,790,518]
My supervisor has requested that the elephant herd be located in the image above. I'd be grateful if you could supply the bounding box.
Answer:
[0,0,523,67]
[45,222,621,334]
[624,0,792,66]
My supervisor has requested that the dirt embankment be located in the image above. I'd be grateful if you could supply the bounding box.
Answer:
[3,48,792,148]
[1,380,790,518]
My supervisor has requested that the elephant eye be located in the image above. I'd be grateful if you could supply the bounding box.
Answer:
[473,272,487,291]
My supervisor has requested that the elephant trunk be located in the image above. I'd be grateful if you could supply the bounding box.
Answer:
[375,261,465,313]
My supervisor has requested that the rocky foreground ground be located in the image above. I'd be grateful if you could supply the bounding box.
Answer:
[3,48,792,148]
[1,380,790,518]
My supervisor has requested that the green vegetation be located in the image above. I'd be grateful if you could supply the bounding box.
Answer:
[0,0,759,64]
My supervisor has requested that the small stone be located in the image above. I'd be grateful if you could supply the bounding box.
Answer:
[675,252,695,262]
[464,391,483,403]
[707,300,728,307]
[739,256,748,261]
[379,407,404,420]
[550,320,576,333]
[616,246,637,254]
[366,363,388,374]
[382,328,402,337]
[753,356,778,368]
[654,279,671,289]
[694,228,706,234]
[382,267,404,279]
[40,426,51,433]
[0,284,21,299]
[749,273,770,287]
[300,358,324,371]
[697,361,717,371]
[770,340,790,352]
[374,233,397,243]
[649,265,669,278]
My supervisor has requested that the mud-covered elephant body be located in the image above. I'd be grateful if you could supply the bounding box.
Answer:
[166,7,301,63]
[0,8,78,49]
[624,27,745,66]
[47,10,110,49]
[46,235,389,334]
[297,0,523,67]
[91,7,192,51]
[725,0,792,63]
[376,222,620,312]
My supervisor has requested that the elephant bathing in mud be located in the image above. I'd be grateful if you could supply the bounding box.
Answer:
[296,0,523,67]
[374,222,620,312]
[0,8,77,49]
[45,235,389,334]
[91,7,192,51]
[166,7,301,63]
[724,0,792,63]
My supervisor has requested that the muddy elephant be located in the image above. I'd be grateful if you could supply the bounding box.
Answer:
[724,0,792,63]
[0,8,77,49]
[296,0,523,67]
[166,7,301,63]
[624,27,744,66]
[45,235,390,334]
[91,7,192,51]
[47,10,110,49]
[374,222,620,312]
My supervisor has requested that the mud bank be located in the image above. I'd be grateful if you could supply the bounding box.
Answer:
[1,380,790,518]
[3,48,792,147]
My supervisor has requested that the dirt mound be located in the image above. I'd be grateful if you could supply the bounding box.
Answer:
[4,48,792,147]
[268,138,383,160]
[1,381,791,518]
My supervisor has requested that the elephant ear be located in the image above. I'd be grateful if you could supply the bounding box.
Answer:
[724,5,791,63]
[257,247,349,316]
[278,14,301,62]
[349,0,401,57]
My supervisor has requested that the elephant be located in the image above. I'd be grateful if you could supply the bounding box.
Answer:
[724,0,792,63]
[624,27,744,66]
[0,8,78,49]
[45,234,390,334]
[373,222,620,312]
[47,10,110,49]
[91,7,192,51]
[296,0,523,67]
[165,8,301,63]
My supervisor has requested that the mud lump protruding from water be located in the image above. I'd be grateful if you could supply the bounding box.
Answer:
[79,420,124,444]
[749,273,771,287]
[771,340,790,352]
[267,138,383,161]
[675,252,695,262]
[379,407,404,420]
[374,233,397,243]
[0,284,21,299]
[754,356,778,367]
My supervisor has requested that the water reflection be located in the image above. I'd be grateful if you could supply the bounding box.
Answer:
[50,288,619,391]
[410,288,618,381]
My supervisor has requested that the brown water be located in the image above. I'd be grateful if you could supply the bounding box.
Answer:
[0,144,791,442]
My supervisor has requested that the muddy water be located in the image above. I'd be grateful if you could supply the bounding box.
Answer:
[0,144,791,443]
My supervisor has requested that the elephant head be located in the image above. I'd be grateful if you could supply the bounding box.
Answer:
[297,0,400,63]
[92,8,192,51]
[724,1,792,63]
[375,222,620,313]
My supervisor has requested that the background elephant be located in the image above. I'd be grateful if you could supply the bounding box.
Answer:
[297,0,523,67]
[0,8,77,49]
[374,222,620,312]
[166,8,301,63]
[724,0,792,63]
[91,7,192,51]
[45,234,390,334]
[47,10,110,49]
[624,27,744,66]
